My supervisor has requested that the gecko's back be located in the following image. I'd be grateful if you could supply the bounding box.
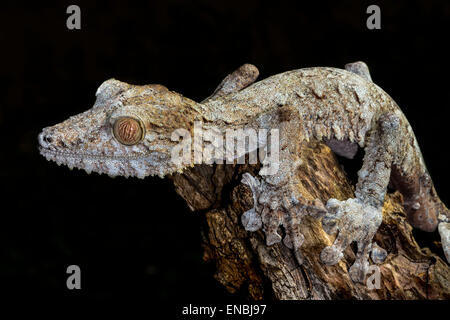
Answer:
[207,67,400,149]
[210,65,443,233]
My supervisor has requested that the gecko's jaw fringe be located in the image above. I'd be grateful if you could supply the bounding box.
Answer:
[38,146,174,179]
[40,146,127,178]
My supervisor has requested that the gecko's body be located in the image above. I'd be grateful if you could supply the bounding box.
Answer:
[38,62,450,283]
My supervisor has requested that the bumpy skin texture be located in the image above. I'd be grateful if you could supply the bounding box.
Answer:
[38,62,450,283]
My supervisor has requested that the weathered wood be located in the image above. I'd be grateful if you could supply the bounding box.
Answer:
[170,141,450,300]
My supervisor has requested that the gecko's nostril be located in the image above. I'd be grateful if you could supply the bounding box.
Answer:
[38,131,55,149]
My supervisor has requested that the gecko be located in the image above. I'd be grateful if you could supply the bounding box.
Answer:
[38,62,450,283]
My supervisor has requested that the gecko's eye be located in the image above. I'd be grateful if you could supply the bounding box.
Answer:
[113,117,144,146]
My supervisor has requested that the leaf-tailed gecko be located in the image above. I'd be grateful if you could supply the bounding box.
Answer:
[38,62,450,283]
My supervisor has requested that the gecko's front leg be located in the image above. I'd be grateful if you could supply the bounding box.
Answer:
[241,106,326,264]
[241,172,326,263]
[320,113,399,283]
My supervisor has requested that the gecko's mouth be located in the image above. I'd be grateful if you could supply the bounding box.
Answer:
[37,130,151,162]
[39,146,164,178]
[38,146,148,162]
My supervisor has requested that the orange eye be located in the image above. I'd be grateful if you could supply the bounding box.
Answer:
[113,117,144,145]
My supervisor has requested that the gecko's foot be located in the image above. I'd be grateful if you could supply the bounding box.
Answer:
[349,242,387,282]
[320,198,384,283]
[241,173,326,262]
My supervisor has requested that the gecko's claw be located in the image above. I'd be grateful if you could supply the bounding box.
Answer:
[241,173,264,232]
[321,199,344,234]
[241,208,262,232]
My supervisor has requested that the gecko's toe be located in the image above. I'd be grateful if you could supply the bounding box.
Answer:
[266,232,282,246]
[321,198,345,234]
[283,234,293,249]
[261,206,282,246]
[241,208,262,232]
[303,198,327,219]
[320,245,343,265]
[283,234,304,264]
[321,216,339,235]
[349,259,369,283]
[371,242,387,264]
[326,198,342,211]
[294,250,304,265]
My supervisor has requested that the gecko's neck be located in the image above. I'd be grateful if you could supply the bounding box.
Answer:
[199,99,227,123]
[201,94,278,128]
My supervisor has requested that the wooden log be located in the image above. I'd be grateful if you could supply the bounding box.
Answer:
[170,140,450,299]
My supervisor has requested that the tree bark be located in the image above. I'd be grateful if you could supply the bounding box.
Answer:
[170,140,450,300]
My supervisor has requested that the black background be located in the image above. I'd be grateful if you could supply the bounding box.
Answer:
[1,0,450,307]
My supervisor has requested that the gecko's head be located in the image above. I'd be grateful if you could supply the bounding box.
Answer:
[38,79,202,178]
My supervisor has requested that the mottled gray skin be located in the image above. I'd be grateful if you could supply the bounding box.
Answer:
[38,62,450,283]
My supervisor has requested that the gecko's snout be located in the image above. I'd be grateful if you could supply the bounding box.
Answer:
[38,130,53,150]
[38,131,52,148]
[38,127,74,155]
[38,128,63,151]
